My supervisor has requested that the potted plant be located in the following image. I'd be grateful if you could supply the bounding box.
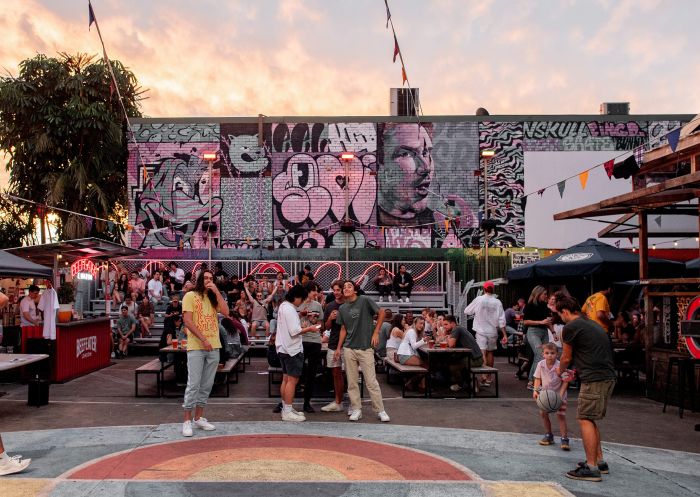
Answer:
[56,282,75,323]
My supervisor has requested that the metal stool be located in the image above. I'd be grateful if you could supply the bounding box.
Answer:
[663,357,699,418]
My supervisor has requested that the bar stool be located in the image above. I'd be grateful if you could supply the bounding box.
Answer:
[663,357,699,418]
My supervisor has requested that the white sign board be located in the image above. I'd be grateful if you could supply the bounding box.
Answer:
[511,251,540,268]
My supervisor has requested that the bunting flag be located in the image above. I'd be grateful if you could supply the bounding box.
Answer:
[393,34,399,63]
[401,66,407,85]
[579,171,589,190]
[473,169,482,176]
[627,236,634,246]
[654,215,662,228]
[537,188,545,196]
[604,159,614,179]
[36,203,46,218]
[88,1,96,29]
[667,128,681,152]
[142,167,148,183]
[444,219,450,232]
[614,240,620,248]
[380,226,385,236]
[85,217,94,232]
[521,196,528,211]
[175,233,183,250]
[557,180,566,198]
[384,0,391,28]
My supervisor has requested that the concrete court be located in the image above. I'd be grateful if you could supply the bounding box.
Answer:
[0,355,699,497]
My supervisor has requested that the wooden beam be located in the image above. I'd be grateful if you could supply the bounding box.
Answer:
[554,170,700,220]
[638,278,700,285]
[642,133,700,172]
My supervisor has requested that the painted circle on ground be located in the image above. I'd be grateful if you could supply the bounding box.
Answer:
[68,434,473,481]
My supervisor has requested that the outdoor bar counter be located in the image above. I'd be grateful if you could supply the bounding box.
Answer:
[51,317,112,382]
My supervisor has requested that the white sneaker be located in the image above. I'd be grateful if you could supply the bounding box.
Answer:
[450,384,462,392]
[0,455,31,476]
[388,296,392,302]
[379,296,383,302]
[281,409,306,422]
[377,411,390,422]
[348,409,363,421]
[321,401,344,412]
[193,417,215,431]
[182,421,193,437]
[405,297,410,303]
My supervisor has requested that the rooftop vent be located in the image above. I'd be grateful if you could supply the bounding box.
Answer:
[390,88,419,116]
[600,102,630,115]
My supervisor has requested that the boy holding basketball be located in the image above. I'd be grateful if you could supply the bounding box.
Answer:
[533,342,571,450]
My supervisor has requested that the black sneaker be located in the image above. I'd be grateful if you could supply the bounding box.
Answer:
[303,404,315,413]
[597,461,610,474]
[272,402,282,413]
[567,463,602,482]
[539,433,554,446]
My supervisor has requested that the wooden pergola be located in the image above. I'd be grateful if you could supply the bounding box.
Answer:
[553,118,700,387]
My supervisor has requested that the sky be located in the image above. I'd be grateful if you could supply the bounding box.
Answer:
[0,0,698,248]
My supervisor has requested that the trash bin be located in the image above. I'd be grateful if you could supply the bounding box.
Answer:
[28,375,50,407]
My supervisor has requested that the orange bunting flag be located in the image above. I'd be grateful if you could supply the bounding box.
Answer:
[401,67,407,85]
[380,226,385,236]
[444,219,450,232]
[126,224,133,231]
[393,34,399,63]
[142,167,148,183]
[579,171,589,190]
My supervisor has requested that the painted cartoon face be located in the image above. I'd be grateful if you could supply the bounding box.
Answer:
[379,123,434,219]
[227,134,269,173]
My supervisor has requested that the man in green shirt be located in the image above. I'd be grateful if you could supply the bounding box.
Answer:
[334,280,390,423]
[115,305,137,358]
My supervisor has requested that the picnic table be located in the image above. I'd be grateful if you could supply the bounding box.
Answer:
[417,345,472,398]
[0,353,50,405]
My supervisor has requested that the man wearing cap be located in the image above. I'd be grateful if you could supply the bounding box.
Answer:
[464,281,507,386]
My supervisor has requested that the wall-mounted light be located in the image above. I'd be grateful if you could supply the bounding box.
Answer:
[340,152,355,161]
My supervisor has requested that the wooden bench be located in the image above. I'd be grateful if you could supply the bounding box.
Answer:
[470,365,499,398]
[211,356,243,397]
[134,359,173,397]
[384,356,428,398]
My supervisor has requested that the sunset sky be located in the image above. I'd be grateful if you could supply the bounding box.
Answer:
[1,0,697,119]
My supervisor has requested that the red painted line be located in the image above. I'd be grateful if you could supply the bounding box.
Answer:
[68,434,471,481]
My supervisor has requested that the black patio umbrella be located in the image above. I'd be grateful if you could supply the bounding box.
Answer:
[507,238,684,282]
[0,249,53,278]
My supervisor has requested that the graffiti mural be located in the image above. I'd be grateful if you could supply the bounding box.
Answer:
[132,123,219,143]
[523,120,648,151]
[128,141,222,249]
[479,122,524,247]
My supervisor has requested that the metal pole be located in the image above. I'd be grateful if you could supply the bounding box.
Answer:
[208,158,213,265]
[484,157,489,281]
[344,158,350,279]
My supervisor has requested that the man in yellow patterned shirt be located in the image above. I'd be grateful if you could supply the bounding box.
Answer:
[181,269,229,437]
[582,286,612,335]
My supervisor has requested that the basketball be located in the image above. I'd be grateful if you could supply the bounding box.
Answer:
[536,389,563,413]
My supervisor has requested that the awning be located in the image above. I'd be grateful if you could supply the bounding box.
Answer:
[6,238,145,266]
[0,250,53,278]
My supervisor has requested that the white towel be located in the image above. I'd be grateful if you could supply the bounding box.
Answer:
[38,288,60,340]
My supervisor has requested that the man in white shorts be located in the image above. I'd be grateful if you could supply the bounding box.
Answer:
[464,281,507,386]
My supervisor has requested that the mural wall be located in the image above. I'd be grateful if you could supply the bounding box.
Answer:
[127,118,680,252]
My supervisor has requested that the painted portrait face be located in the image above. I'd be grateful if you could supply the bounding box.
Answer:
[379,123,434,221]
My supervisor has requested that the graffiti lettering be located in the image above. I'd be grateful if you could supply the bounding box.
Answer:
[385,228,431,248]
[133,123,219,143]
[272,153,376,228]
[327,123,377,153]
[587,121,646,137]
[272,123,330,153]
[523,122,588,140]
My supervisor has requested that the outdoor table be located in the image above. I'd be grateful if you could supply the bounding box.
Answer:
[159,345,188,385]
[418,345,472,398]
[0,353,50,405]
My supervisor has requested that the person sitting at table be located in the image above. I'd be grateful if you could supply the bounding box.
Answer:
[504,299,525,345]
[115,305,137,359]
[614,311,637,344]
[386,313,406,361]
[219,317,244,361]
[159,314,184,365]
[137,294,155,338]
[375,309,393,358]
[165,294,182,319]
[444,315,484,392]
[422,308,437,336]
[397,316,427,366]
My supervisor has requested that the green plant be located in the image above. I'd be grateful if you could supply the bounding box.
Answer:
[56,282,75,304]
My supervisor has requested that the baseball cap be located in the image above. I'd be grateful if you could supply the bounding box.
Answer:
[483,281,495,291]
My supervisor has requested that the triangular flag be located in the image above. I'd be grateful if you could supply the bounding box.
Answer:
[142,167,148,183]
[444,219,450,232]
[627,236,633,246]
[401,66,407,85]
[473,169,482,177]
[557,180,566,198]
[654,216,662,228]
[384,0,391,28]
[579,171,589,190]
[537,188,545,196]
[604,160,614,179]
[85,217,93,232]
[667,128,681,152]
[393,35,399,63]
[614,240,620,248]
[521,196,528,211]
[89,2,96,30]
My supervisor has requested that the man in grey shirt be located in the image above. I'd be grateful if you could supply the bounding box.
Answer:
[334,280,390,423]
